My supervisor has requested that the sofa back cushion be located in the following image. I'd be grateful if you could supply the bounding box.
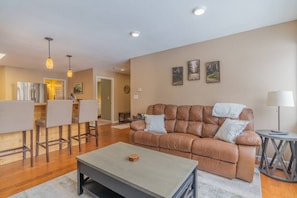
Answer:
[146,104,254,138]
[164,105,177,132]
[239,108,254,131]
[203,106,221,138]
[175,106,191,133]
[188,105,203,136]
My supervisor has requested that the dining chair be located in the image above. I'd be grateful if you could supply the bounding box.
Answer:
[72,100,98,151]
[0,100,34,166]
[35,100,73,162]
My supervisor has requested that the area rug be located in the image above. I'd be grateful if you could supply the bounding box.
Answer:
[111,123,130,130]
[10,169,261,198]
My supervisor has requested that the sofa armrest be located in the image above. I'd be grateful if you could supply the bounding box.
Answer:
[130,120,146,131]
[236,130,262,146]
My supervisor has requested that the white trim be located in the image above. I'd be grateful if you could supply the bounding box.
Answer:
[96,76,114,123]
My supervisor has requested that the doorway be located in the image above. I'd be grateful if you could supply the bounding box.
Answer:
[96,76,114,123]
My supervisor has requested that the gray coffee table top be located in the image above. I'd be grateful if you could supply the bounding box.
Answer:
[77,142,198,197]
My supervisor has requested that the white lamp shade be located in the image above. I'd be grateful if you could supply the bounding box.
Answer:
[67,69,73,78]
[267,90,295,107]
[46,57,54,69]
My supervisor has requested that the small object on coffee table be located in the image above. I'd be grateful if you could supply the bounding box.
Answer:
[128,154,139,162]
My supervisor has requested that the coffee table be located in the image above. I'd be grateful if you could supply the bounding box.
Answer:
[76,142,198,197]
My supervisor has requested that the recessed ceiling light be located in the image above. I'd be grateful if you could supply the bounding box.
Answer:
[193,7,206,16]
[130,31,141,38]
[120,68,125,72]
[0,53,6,59]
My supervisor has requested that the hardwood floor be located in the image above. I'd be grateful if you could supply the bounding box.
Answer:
[0,123,296,198]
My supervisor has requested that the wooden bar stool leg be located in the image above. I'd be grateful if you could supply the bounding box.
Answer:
[95,121,98,147]
[85,122,89,143]
[30,129,33,167]
[68,124,72,155]
[45,128,49,162]
[59,126,63,151]
[36,126,40,156]
[78,123,81,152]
[22,130,26,160]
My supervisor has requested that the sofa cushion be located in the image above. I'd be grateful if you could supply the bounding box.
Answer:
[153,104,166,114]
[164,105,177,133]
[133,131,163,147]
[159,133,199,153]
[202,106,221,138]
[214,118,249,143]
[192,138,238,163]
[175,106,191,133]
[187,121,203,136]
[144,114,166,133]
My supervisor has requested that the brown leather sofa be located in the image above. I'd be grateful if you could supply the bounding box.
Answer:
[130,104,261,182]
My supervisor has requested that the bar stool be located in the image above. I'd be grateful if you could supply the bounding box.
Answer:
[35,100,73,162]
[0,100,34,167]
[72,100,98,151]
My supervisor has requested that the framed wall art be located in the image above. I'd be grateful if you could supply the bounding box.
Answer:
[206,61,220,83]
[73,82,83,94]
[187,59,200,81]
[172,66,183,86]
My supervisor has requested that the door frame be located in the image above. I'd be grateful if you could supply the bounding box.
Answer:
[96,76,114,123]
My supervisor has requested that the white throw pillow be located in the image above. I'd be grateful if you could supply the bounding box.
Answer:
[214,118,248,143]
[144,114,167,133]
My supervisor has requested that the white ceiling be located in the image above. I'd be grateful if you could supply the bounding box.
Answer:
[0,0,296,75]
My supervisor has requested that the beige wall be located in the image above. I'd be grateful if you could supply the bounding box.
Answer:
[0,66,67,100]
[67,69,94,100]
[67,68,130,121]
[131,20,297,133]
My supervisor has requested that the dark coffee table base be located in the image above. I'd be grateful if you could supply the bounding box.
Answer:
[83,179,124,198]
[78,161,196,198]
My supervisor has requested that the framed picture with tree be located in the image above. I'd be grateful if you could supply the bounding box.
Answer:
[172,66,183,86]
[73,82,83,94]
[188,59,200,81]
[206,61,220,83]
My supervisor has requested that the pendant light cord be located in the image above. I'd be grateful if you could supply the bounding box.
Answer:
[48,40,51,58]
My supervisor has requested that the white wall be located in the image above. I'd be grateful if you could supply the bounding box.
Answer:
[131,20,297,133]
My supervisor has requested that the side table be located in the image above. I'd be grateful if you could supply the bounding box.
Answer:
[256,129,297,182]
[118,112,130,123]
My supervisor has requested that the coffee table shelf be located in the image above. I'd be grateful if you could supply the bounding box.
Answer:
[83,179,124,198]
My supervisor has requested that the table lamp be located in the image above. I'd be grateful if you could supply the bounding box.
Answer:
[267,90,295,131]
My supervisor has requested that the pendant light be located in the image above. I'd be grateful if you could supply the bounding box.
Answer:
[66,55,73,78]
[45,37,54,69]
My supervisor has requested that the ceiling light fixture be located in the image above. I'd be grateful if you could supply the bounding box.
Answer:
[45,37,54,69]
[193,7,206,16]
[66,54,73,78]
[130,31,141,38]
